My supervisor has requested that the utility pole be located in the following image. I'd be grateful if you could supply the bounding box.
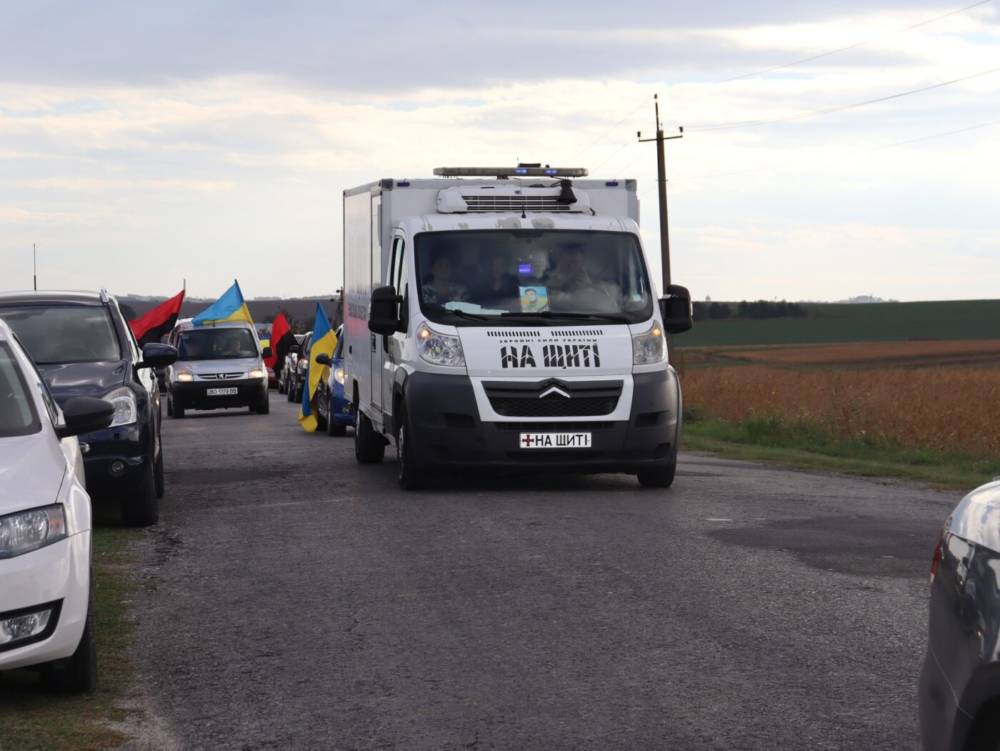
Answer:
[33,243,37,291]
[638,94,683,293]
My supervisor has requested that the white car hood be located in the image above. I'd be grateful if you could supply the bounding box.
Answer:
[0,431,66,514]
[457,325,633,378]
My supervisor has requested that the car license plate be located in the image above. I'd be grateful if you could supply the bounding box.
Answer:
[519,432,592,449]
[206,387,238,396]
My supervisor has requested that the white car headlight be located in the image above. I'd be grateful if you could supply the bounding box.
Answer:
[333,366,346,385]
[416,323,465,368]
[249,368,266,380]
[176,371,194,383]
[104,386,138,427]
[632,322,666,366]
[0,505,67,559]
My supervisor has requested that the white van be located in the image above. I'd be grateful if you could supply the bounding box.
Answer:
[342,166,692,489]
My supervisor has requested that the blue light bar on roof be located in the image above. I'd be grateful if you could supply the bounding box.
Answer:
[433,167,589,177]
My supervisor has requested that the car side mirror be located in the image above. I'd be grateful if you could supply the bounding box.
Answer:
[139,343,178,369]
[659,284,693,334]
[262,346,273,359]
[56,397,115,439]
[314,353,332,366]
[368,286,401,336]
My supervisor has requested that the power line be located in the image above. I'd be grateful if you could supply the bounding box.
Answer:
[574,98,650,161]
[718,0,994,83]
[689,63,1000,133]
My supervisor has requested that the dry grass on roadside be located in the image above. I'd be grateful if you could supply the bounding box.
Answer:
[683,364,1000,458]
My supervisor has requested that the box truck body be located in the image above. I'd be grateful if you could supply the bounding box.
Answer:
[342,170,690,489]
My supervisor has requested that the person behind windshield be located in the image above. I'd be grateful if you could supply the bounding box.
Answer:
[545,241,622,312]
[479,251,519,308]
[422,251,469,307]
[221,332,244,358]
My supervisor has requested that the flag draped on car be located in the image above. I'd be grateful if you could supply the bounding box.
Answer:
[129,289,185,347]
[192,281,252,326]
[267,312,293,377]
[299,303,338,432]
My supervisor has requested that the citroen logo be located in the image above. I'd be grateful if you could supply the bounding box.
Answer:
[539,385,570,399]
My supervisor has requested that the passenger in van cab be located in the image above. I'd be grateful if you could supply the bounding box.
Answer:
[422,251,469,306]
[545,241,622,312]
[478,250,520,308]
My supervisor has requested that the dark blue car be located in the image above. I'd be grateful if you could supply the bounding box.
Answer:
[314,326,353,436]
[0,290,177,525]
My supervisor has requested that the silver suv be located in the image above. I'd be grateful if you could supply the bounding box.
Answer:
[165,319,270,417]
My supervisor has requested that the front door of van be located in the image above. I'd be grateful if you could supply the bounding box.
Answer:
[381,235,407,426]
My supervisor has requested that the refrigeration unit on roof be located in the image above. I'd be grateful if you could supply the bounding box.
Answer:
[436,184,592,214]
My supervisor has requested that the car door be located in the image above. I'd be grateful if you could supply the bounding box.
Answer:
[381,235,407,422]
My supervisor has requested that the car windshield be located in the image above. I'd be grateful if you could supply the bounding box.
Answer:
[0,304,121,364]
[414,230,653,325]
[177,328,258,360]
[0,343,41,437]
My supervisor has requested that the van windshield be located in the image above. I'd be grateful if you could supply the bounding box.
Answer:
[414,230,653,325]
[177,329,258,361]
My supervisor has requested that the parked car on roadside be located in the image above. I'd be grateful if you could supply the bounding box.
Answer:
[165,319,271,417]
[920,479,1000,751]
[287,331,312,403]
[0,319,114,692]
[0,290,177,526]
[314,326,352,435]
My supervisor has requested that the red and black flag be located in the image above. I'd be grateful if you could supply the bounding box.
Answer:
[267,312,293,377]
[129,290,185,347]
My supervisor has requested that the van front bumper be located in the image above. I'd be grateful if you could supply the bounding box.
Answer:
[172,378,267,410]
[402,370,679,473]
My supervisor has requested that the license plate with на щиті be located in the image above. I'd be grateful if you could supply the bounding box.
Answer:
[518,432,592,449]
[206,387,238,396]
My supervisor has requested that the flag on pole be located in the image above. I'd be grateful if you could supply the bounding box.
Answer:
[267,312,293,376]
[129,289,185,346]
[299,303,338,432]
[192,281,252,326]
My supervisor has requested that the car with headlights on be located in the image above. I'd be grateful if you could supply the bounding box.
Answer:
[920,479,1000,751]
[287,331,312,403]
[165,319,271,417]
[0,290,177,527]
[314,326,352,435]
[0,319,115,692]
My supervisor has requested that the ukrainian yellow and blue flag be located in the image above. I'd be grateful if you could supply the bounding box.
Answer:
[299,303,338,432]
[192,281,253,326]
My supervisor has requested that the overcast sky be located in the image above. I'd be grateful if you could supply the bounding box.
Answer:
[1,0,997,301]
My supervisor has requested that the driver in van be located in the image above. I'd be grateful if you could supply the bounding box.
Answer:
[546,241,622,312]
[422,251,469,306]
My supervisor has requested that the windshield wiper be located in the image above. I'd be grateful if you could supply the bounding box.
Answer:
[500,311,630,323]
[431,307,489,322]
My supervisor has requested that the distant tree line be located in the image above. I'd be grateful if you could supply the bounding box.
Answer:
[693,300,807,321]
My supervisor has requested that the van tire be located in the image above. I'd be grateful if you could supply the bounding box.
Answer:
[637,457,677,489]
[286,381,296,402]
[355,412,385,464]
[43,597,96,694]
[171,396,185,419]
[154,449,165,499]
[256,391,270,415]
[122,463,159,526]
[397,407,430,490]
[327,417,346,437]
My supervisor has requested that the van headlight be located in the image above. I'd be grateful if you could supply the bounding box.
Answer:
[0,505,67,559]
[249,368,266,380]
[416,323,465,368]
[176,371,194,383]
[103,387,138,427]
[632,323,666,366]
[333,367,346,385]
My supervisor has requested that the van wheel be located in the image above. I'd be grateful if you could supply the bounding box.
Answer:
[355,412,385,464]
[637,457,677,489]
[122,463,159,526]
[327,417,346,437]
[397,407,430,490]
[256,391,270,415]
[286,381,295,402]
[43,596,97,694]
[166,397,173,417]
[171,396,185,419]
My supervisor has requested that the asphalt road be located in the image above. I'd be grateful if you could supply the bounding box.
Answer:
[123,398,957,750]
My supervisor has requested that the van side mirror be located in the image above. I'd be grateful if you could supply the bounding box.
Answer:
[262,346,273,359]
[139,343,178,369]
[368,286,401,336]
[659,284,693,334]
[56,397,115,439]
[314,353,332,366]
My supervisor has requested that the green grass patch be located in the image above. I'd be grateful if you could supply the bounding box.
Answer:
[678,299,1000,347]
[0,527,139,751]
[683,414,1000,490]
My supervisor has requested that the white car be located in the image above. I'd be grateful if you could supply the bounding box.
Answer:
[0,319,113,692]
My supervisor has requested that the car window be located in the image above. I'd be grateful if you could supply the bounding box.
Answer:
[0,304,122,364]
[0,342,41,437]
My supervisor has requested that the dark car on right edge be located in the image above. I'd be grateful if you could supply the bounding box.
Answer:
[920,479,1000,751]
